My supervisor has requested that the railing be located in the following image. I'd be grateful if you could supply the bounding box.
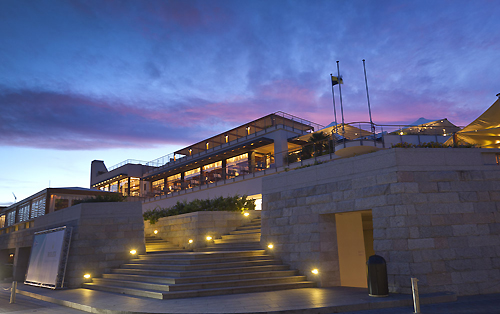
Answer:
[108,159,150,171]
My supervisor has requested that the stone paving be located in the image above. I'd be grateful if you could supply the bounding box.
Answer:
[2,282,457,314]
[341,293,500,314]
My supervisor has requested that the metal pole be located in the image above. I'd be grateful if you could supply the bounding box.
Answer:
[363,60,375,141]
[330,74,338,128]
[411,278,420,313]
[10,281,17,304]
[336,61,346,148]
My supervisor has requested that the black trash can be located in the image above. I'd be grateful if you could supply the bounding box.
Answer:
[367,255,389,297]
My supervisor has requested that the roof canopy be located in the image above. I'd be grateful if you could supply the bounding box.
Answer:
[445,98,500,148]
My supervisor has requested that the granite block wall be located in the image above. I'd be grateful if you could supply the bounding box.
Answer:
[261,148,500,295]
[0,201,144,288]
[144,210,261,249]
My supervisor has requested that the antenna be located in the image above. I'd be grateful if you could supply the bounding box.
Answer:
[12,192,17,202]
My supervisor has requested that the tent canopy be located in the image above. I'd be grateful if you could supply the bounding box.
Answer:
[445,98,500,148]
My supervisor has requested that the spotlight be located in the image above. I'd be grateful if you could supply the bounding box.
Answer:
[188,239,193,244]
[206,236,212,241]
[267,244,274,249]
[130,249,137,255]
[243,212,250,217]
[83,274,91,279]
[311,269,319,275]
[153,230,158,235]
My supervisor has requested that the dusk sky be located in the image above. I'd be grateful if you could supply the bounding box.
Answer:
[1,0,499,205]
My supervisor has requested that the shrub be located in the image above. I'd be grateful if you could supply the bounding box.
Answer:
[73,193,125,205]
[143,195,256,224]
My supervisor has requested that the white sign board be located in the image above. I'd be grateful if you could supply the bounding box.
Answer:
[25,227,68,288]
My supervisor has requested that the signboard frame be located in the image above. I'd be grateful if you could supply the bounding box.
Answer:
[24,226,72,289]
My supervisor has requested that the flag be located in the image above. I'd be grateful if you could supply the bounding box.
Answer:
[331,75,343,86]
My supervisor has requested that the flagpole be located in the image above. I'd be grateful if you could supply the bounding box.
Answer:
[330,74,338,153]
[362,59,376,145]
[336,61,346,147]
[330,74,338,128]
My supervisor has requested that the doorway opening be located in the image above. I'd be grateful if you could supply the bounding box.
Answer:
[335,210,373,288]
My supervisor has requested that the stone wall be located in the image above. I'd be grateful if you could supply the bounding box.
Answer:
[0,202,144,288]
[144,210,261,249]
[261,148,500,296]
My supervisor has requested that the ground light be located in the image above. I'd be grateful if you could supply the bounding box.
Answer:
[243,212,250,217]
[311,269,319,275]
[153,230,158,234]
[206,236,212,241]
[267,244,274,249]
[130,249,137,255]
[188,239,193,244]
[83,274,92,283]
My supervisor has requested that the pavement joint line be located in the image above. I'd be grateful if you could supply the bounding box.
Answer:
[12,285,458,314]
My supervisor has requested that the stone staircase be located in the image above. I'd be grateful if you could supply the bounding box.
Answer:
[195,217,262,251]
[83,217,316,299]
[145,236,190,254]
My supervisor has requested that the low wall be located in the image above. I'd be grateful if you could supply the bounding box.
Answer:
[262,148,500,296]
[144,210,261,249]
[0,202,145,288]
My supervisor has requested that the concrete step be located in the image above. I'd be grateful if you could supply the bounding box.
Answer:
[131,254,272,265]
[111,264,291,277]
[221,233,261,239]
[102,269,300,285]
[84,280,316,300]
[120,259,283,271]
[91,275,307,292]
[137,250,266,260]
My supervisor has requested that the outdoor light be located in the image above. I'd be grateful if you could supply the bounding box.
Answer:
[153,230,158,234]
[206,236,212,241]
[243,212,250,217]
[311,269,319,275]
[9,254,13,258]
[399,132,404,136]
[268,244,274,249]
[83,274,91,279]
[130,249,137,255]
[188,239,194,244]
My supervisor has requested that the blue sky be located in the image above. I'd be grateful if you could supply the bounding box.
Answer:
[1,0,499,205]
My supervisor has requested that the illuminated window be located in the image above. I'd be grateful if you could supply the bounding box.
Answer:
[166,174,182,193]
[7,211,15,226]
[202,161,223,184]
[184,168,201,189]
[152,179,165,195]
[119,178,128,196]
[226,153,249,179]
[129,177,141,196]
[0,215,5,228]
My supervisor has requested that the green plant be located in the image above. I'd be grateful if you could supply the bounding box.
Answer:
[143,195,256,224]
[73,193,125,205]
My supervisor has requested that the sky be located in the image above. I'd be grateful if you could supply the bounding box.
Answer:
[1,0,499,205]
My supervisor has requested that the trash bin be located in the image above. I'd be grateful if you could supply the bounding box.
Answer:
[367,255,389,297]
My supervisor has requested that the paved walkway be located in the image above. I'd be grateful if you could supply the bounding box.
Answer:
[343,293,500,314]
[1,282,457,314]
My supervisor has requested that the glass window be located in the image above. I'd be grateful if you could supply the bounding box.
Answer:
[255,153,274,171]
[152,179,165,195]
[226,153,249,179]
[119,178,129,196]
[109,182,118,193]
[7,211,15,226]
[31,195,46,219]
[166,174,182,193]
[184,168,201,189]
[202,161,223,184]
[129,177,141,196]
[0,215,5,228]
[55,199,69,211]
[18,203,30,223]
